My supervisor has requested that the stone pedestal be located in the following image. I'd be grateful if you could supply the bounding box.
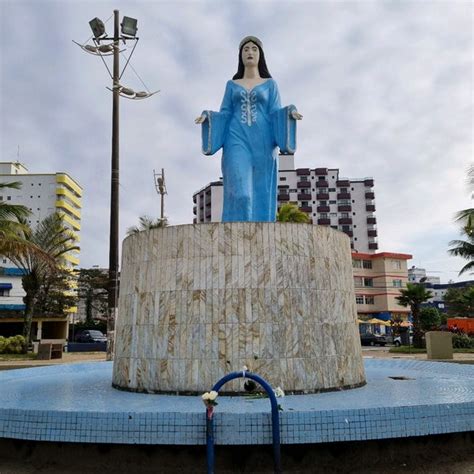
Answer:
[426,331,453,360]
[112,223,366,393]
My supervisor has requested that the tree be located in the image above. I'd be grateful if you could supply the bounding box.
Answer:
[276,203,310,223]
[6,213,79,351]
[77,268,109,326]
[448,211,474,275]
[420,307,441,331]
[126,215,168,236]
[444,286,474,318]
[396,283,433,348]
[0,182,31,256]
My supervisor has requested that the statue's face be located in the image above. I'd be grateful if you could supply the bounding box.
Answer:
[241,41,260,67]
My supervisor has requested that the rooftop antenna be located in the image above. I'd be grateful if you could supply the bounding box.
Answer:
[154,168,167,224]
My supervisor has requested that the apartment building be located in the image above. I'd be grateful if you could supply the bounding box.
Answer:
[192,155,378,253]
[0,162,82,342]
[352,251,412,321]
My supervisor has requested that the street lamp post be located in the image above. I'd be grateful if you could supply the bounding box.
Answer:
[76,10,157,360]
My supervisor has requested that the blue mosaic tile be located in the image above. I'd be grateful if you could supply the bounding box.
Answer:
[0,360,472,445]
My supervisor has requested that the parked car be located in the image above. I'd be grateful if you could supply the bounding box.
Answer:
[393,334,413,346]
[360,333,386,346]
[75,330,107,343]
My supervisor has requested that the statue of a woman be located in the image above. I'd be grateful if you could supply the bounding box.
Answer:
[196,36,302,222]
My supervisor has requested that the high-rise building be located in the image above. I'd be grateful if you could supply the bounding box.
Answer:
[192,155,378,253]
[0,162,82,343]
[408,266,441,285]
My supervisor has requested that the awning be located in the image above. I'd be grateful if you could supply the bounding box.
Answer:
[0,283,12,290]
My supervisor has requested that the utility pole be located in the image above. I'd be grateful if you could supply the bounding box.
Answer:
[154,168,167,224]
[107,9,120,360]
[76,11,157,360]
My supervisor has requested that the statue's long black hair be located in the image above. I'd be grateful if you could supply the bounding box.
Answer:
[232,40,272,80]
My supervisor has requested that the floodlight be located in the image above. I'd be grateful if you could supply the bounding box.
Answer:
[89,17,106,39]
[121,16,138,37]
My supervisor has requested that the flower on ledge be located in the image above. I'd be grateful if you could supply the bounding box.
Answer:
[202,390,218,419]
[274,386,285,398]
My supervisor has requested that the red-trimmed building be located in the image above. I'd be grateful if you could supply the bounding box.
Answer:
[352,252,412,322]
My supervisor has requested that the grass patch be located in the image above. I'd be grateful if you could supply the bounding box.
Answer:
[389,346,474,354]
[0,353,37,361]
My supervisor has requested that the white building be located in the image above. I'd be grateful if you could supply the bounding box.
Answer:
[193,155,378,253]
[408,266,441,285]
[0,162,82,342]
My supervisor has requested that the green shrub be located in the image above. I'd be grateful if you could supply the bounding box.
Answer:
[452,333,474,349]
[0,335,26,354]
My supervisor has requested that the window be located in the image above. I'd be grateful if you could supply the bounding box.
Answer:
[352,259,362,268]
[320,213,328,218]
[365,296,375,305]
[363,260,372,269]
[340,188,347,192]
[354,277,363,287]
[289,189,297,193]
[341,225,351,231]
[301,201,308,206]
[300,176,308,181]
[341,212,349,218]
[279,189,288,195]
[356,295,364,304]
[280,177,287,181]
[363,278,373,287]
[392,260,402,270]
[328,188,336,192]
[393,279,402,288]
[329,200,336,204]
[330,213,337,217]
[0,289,10,297]
[319,200,327,205]
[331,225,338,229]
[7,196,11,200]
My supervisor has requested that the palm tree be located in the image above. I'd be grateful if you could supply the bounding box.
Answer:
[448,208,474,275]
[126,215,168,236]
[395,283,433,348]
[276,203,310,223]
[6,213,79,350]
[0,182,31,256]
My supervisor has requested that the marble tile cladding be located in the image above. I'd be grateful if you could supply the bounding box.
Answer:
[114,223,365,392]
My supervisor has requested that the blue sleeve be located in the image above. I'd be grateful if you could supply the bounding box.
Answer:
[270,80,298,154]
[201,82,232,155]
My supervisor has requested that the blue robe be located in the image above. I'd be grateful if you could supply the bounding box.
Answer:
[201,79,297,222]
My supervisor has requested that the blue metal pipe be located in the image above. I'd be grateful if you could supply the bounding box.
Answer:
[206,371,282,474]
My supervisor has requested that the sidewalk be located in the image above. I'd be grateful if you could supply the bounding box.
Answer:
[0,351,106,370]
[362,347,474,363]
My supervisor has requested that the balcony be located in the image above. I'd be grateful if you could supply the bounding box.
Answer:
[296,168,310,176]
[297,193,312,200]
[297,181,311,188]
[299,206,312,213]
[315,168,328,175]
[365,192,375,199]
[338,218,352,225]
[338,205,352,212]
[342,230,353,237]
[336,180,350,187]
[318,218,331,225]
[316,180,329,188]
[193,195,197,204]
[317,205,330,212]
[367,217,377,224]
[337,192,351,200]
[193,218,197,224]
[369,243,378,250]
[278,194,290,201]
[316,192,329,200]
[366,205,376,212]
[368,229,378,237]
[193,206,197,215]
[364,179,374,187]
[278,184,289,189]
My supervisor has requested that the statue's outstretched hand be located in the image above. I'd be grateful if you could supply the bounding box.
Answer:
[195,115,207,124]
[291,110,303,120]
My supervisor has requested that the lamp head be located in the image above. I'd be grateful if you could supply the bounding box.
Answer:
[89,17,106,39]
[121,16,138,37]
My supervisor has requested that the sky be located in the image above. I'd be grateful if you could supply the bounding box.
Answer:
[1,0,472,283]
